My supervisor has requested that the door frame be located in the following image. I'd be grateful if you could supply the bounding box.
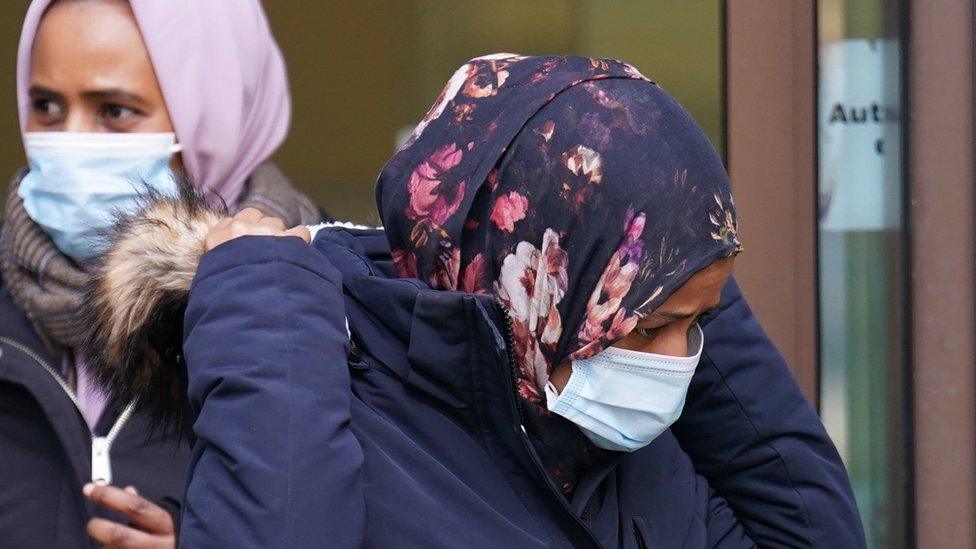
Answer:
[724,0,819,405]
[907,0,976,547]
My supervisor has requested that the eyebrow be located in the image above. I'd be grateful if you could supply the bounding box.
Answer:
[81,88,149,107]
[640,301,722,325]
[27,84,63,100]
[27,85,149,108]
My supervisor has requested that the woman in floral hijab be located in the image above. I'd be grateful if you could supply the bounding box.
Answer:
[377,54,742,493]
[89,53,862,547]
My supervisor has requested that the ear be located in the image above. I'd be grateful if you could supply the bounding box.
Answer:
[81,180,225,434]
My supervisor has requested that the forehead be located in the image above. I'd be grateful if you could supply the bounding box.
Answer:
[660,256,735,307]
[30,1,156,91]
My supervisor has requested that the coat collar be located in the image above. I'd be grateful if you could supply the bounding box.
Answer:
[314,227,622,516]
[0,281,98,517]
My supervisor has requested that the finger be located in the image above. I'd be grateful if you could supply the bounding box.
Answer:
[285,225,312,243]
[206,222,281,251]
[87,517,165,548]
[84,484,174,535]
[257,216,286,232]
[210,216,234,231]
[233,207,265,223]
[205,229,234,252]
[125,486,139,496]
[236,223,280,237]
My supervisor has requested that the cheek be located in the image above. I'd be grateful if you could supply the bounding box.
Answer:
[651,327,690,357]
[24,115,45,132]
[139,109,177,133]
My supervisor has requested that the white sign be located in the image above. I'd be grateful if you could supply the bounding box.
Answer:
[819,39,901,231]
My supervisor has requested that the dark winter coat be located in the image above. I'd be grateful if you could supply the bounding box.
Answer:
[0,274,190,548]
[170,228,864,548]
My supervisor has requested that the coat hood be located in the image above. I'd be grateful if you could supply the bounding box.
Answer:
[312,227,514,415]
[82,183,512,434]
[82,184,225,431]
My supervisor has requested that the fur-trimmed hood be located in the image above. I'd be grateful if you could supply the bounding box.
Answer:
[82,185,226,432]
[82,184,361,432]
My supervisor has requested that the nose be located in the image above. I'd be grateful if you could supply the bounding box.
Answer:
[61,110,101,133]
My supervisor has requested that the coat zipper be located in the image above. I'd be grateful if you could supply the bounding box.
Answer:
[497,301,526,428]
[493,303,603,548]
[0,336,137,486]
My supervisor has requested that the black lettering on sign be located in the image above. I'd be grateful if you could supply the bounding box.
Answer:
[828,102,889,124]
[872,103,883,122]
[829,103,847,123]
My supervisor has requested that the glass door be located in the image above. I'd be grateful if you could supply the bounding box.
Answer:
[817,1,909,547]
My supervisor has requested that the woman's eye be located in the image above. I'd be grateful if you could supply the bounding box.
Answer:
[637,326,661,339]
[100,103,138,120]
[32,98,62,119]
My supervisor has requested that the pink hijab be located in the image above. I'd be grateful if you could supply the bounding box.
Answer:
[16,0,291,207]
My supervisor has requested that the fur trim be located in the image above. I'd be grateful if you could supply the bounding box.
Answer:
[82,183,370,433]
[82,182,225,434]
[307,220,378,240]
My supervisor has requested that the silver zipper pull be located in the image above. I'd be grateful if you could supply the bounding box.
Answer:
[91,436,112,486]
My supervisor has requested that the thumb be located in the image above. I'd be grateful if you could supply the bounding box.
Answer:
[285,225,312,243]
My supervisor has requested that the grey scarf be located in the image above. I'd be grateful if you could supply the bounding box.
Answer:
[0,162,321,350]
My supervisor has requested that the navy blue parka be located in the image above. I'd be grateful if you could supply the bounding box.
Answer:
[176,228,864,548]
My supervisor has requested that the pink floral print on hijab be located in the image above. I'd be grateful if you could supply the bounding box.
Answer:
[377,54,742,495]
[378,55,741,408]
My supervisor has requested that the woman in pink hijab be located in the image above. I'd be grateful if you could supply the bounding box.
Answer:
[0,1,320,547]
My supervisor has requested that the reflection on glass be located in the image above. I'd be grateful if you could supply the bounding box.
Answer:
[260,1,723,222]
[817,1,907,547]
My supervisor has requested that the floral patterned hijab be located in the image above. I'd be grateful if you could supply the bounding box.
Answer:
[379,54,741,403]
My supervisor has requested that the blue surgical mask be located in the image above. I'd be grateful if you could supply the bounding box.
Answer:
[545,324,704,452]
[19,132,182,262]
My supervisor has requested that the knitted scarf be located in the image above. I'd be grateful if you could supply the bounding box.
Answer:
[0,162,321,351]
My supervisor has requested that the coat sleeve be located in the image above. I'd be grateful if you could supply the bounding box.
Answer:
[672,278,866,548]
[179,236,365,548]
[702,486,758,548]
